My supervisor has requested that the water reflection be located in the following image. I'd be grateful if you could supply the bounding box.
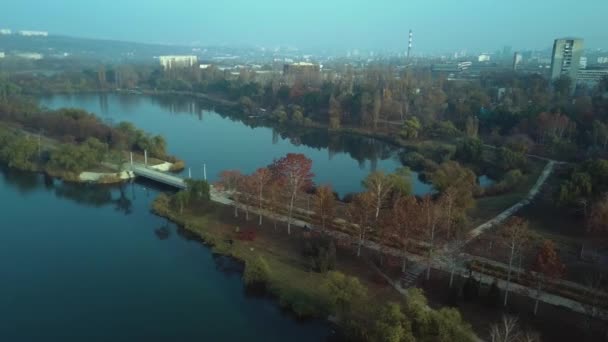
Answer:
[0,166,134,213]
[147,95,402,170]
[0,165,41,194]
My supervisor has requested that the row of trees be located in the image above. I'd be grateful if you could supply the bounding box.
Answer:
[216,153,484,281]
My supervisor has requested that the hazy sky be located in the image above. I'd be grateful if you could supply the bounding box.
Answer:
[1,0,606,52]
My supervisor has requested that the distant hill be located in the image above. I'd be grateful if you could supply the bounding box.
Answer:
[0,34,195,63]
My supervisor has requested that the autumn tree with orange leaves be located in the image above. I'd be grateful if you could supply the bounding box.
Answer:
[313,185,336,231]
[532,239,565,315]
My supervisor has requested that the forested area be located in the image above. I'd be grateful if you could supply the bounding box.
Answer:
[0,77,171,177]
[10,62,608,161]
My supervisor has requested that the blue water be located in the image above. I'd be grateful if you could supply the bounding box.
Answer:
[0,167,331,341]
[39,93,434,196]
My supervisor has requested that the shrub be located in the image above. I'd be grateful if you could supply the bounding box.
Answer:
[243,256,271,288]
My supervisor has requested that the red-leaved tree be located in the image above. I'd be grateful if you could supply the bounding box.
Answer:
[270,153,314,234]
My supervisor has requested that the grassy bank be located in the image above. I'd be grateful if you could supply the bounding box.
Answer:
[151,193,396,319]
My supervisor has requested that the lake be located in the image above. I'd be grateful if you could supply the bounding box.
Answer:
[0,166,332,341]
[38,93,437,196]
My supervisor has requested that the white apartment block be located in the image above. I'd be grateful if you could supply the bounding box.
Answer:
[159,55,198,70]
[18,30,48,37]
[16,52,43,60]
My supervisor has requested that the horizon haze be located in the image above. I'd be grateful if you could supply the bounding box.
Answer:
[1,0,606,53]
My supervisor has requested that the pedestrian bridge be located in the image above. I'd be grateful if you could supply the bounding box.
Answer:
[128,164,186,189]
[127,163,231,205]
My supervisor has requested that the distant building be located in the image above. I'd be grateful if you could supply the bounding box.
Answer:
[432,62,471,73]
[550,38,584,82]
[0,52,5,59]
[598,57,608,64]
[513,52,523,70]
[159,55,198,70]
[283,62,320,75]
[16,52,43,60]
[0,29,11,35]
[478,54,491,62]
[577,68,608,87]
[17,30,48,37]
[580,56,587,69]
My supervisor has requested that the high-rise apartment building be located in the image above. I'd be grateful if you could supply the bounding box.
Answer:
[550,38,584,81]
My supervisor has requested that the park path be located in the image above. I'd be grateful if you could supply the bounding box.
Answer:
[220,159,608,320]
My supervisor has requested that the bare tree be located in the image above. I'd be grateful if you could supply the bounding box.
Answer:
[218,170,244,218]
[251,167,272,226]
[490,315,539,342]
[502,217,529,307]
[346,192,375,257]
[420,195,443,280]
[389,195,420,272]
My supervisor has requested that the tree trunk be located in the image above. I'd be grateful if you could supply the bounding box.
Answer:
[534,281,542,315]
[504,243,516,307]
[357,230,366,257]
[426,225,435,280]
[258,194,263,226]
[449,264,456,288]
[287,191,296,235]
[402,253,407,273]
[234,205,238,218]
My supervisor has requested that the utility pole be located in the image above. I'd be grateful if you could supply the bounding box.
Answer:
[37,134,41,159]
[130,152,133,166]
[203,163,207,181]
[188,167,192,179]
[144,150,148,166]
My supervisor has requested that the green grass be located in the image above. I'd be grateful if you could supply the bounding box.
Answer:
[468,159,545,229]
[152,197,335,317]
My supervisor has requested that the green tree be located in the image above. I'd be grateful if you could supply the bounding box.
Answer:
[185,179,210,202]
[371,302,415,342]
[271,106,288,124]
[172,190,190,214]
[0,136,38,170]
[324,271,367,317]
[455,137,483,163]
[431,161,477,211]
[400,116,421,139]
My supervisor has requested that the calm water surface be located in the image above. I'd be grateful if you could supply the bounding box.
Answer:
[39,93,436,196]
[0,167,331,341]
